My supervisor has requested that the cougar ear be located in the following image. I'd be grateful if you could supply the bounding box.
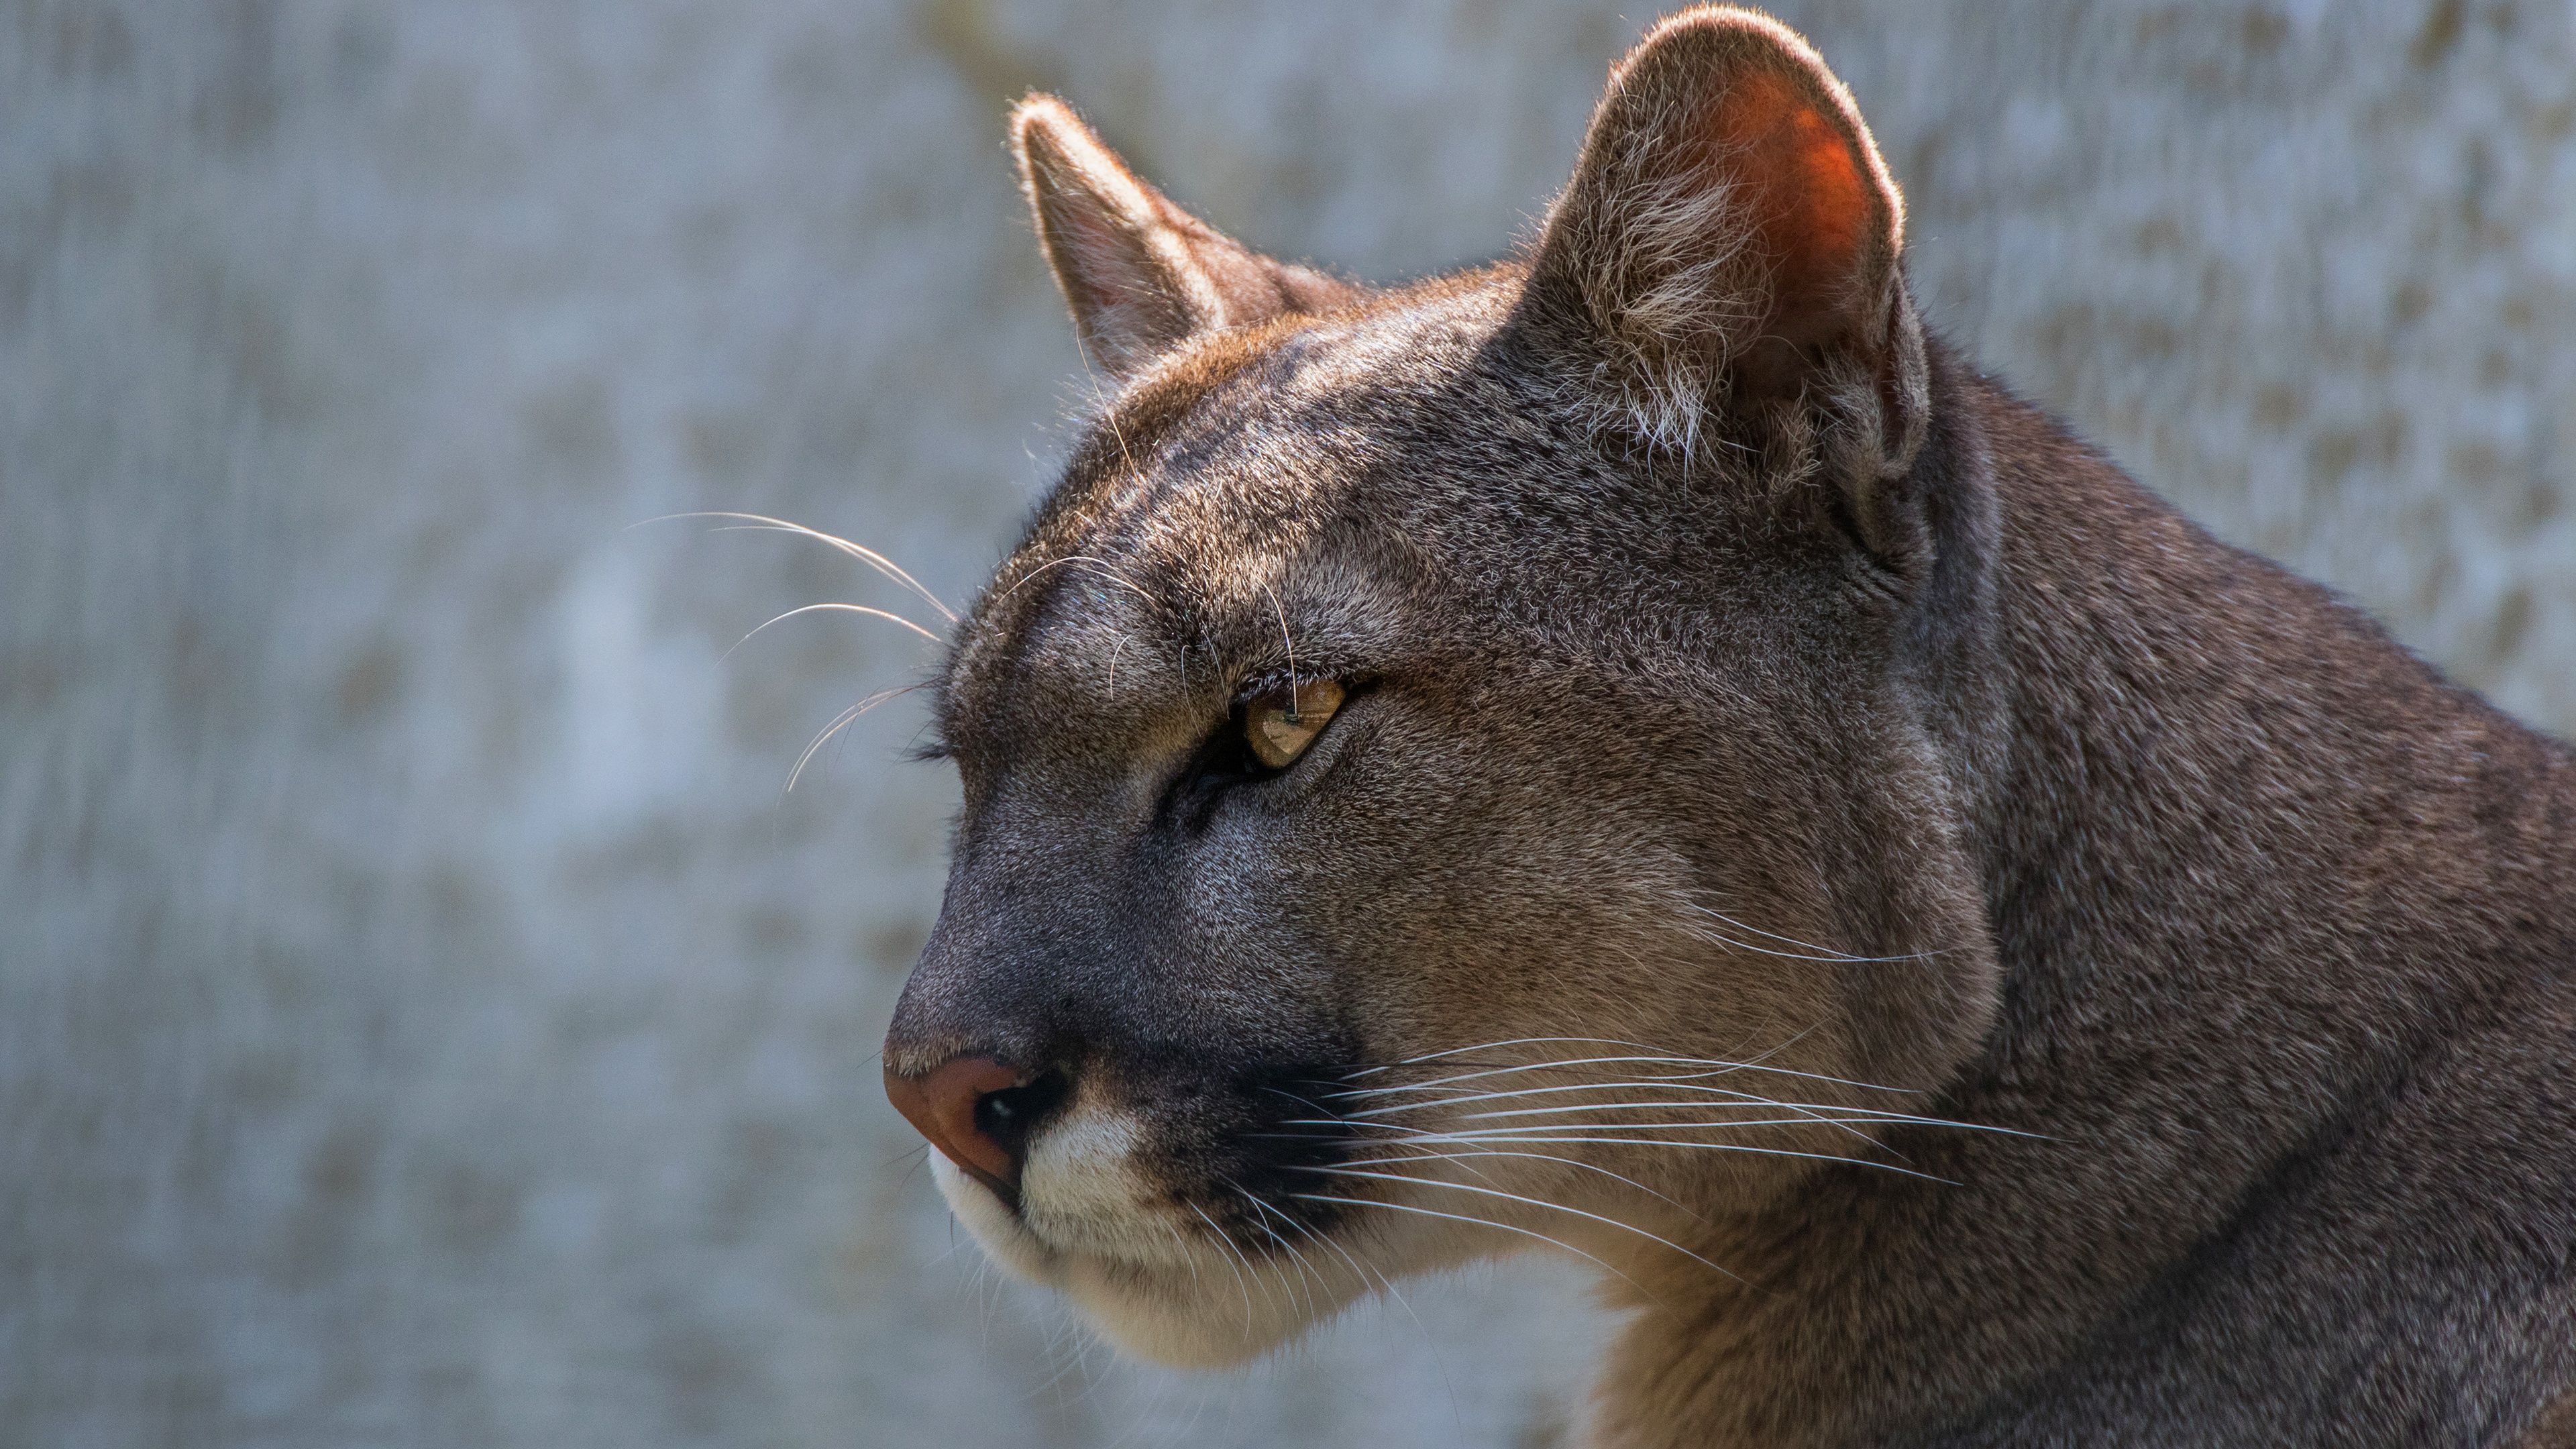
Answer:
[1011,95,1359,380]
[1527,7,1927,488]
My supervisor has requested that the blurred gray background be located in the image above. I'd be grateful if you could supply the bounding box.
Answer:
[6,2,2572,1445]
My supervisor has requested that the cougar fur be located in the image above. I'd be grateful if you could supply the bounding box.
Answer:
[881,8,2576,1444]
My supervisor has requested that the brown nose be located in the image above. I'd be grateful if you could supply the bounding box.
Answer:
[883,1056,1057,1208]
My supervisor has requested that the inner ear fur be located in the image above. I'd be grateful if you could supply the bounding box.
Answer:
[1012,95,1359,380]
[1528,7,1930,532]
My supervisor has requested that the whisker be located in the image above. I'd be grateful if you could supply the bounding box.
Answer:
[1384,1117,1928,1136]
[1263,1117,1917,1137]
[1340,1036,1589,1078]
[1240,1187,1467,1432]
[1348,1132,1962,1184]
[1332,1142,1701,1217]
[1401,1099,1961,1128]
[1263,578,1297,698]
[1375,1106,2043,1142]
[1684,920,1936,965]
[1241,1217,1319,1309]
[1683,901,1946,964]
[786,684,926,793]
[994,552,1161,608]
[1338,1080,1930,1118]
[1232,1197,1323,1314]
[637,511,957,623]
[1330,1071,1999,1152]
[1161,1219,1201,1293]
[1336,1044,1924,1095]
[1257,1119,1980,1176]
[1214,1201,1299,1321]
[1294,1165,1737,1281]
[1186,1201,1260,1333]
[1289,1112,2001,1150]
[1237,1186,1373,1295]
[1263,1226,1332,1312]
[1205,1198,1307,1321]
[724,601,941,657]
[1288,1192,1665,1303]
[1327,1081,1894,1150]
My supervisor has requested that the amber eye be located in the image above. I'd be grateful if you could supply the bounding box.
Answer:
[1244,679,1346,771]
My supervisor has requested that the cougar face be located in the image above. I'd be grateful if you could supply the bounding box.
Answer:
[884,7,2576,1445]
[883,8,2000,1368]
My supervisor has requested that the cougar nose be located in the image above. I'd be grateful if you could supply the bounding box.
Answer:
[882,1056,1069,1208]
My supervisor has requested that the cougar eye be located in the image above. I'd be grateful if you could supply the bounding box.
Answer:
[1244,679,1345,770]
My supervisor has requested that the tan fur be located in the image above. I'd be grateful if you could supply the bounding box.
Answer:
[886,8,2576,1445]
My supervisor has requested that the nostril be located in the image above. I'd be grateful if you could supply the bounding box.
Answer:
[971,1069,1071,1171]
[882,1056,1072,1212]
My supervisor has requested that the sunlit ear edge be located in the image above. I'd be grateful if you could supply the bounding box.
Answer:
[1009,94,1371,382]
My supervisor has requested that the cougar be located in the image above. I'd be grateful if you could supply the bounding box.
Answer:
[878,8,2576,1444]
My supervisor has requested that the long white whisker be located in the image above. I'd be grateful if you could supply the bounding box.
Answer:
[1241,1189,1373,1295]
[1334,1143,1701,1217]
[1232,1194,1323,1314]
[1267,1116,1915,1137]
[1339,1038,1921,1094]
[1357,1133,1962,1183]
[1383,1108,2041,1142]
[726,601,941,656]
[1339,1071,1956,1150]
[1187,1202,1260,1333]
[1299,1165,1737,1280]
[1418,1099,1947,1126]
[1331,1057,1798,1096]
[1381,1117,1933,1136]
[1339,1036,1594,1077]
[1289,1193,1661,1301]
[639,511,957,623]
[1260,1117,1992,1174]
[1161,1219,1201,1292]
[994,552,1159,608]
[1241,1217,1308,1309]
[1339,1080,1931,1119]
[1339,1041,1927,1087]
[1236,1185,1339,1309]
[1263,579,1297,698]
[786,684,922,793]
[1337,1084,1893,1150]
[1209,1201,1296,1320]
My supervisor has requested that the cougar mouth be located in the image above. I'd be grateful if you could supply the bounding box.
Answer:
[908,1059,1448,1365]
[920,1043,1815,1366]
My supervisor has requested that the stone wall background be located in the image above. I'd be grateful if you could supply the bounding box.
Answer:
[5,2,2570,1446]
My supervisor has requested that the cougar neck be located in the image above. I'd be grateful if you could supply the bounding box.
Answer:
[1591,343,2575,1449]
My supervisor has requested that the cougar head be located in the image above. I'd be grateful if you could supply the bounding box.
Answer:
[882,5,2000,1367]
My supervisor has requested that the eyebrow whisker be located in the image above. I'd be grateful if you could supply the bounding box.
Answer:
[637,511,957,623]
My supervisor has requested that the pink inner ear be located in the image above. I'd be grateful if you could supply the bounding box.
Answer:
[1703,68,1872,339]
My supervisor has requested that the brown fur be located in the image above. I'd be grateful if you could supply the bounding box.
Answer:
[884,8,2576,1445]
